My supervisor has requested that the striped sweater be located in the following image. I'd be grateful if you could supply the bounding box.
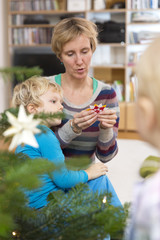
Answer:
[48,74,120,163]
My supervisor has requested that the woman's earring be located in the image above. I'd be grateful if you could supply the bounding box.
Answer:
[60,62,63,65]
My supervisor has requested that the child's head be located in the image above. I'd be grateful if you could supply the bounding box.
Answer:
[136,38,160,148]
[12,76,63,126]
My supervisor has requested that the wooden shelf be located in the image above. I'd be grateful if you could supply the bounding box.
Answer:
[98,43,126,47]
[127,8,160,11]
[91,65,125,69]
[128,22,160,25]
[88,9,126,13]
[126,43,151,46]
[126,102,137,131]
[8,0,160,138]
[9,24,55,28]
[9,10,85,15]
[9,44,52,47]
[118,131,141,140]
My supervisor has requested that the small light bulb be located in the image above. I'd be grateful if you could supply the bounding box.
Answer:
[12,231,17,236]
[102,196,107,203]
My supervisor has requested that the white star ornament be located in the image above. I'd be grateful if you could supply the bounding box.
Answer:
[3,105,41,151]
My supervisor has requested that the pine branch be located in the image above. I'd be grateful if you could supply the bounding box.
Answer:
[14,184,128,240]
[0,107,64,137]
[0,66,43,83]
[0,151,56,238]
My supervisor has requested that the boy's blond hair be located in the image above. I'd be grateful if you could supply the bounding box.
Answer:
[136,38,160,124]
[12,76,62,109]
[51,17,98,59]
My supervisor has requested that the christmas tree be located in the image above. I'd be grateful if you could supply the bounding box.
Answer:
[0,106,129,240]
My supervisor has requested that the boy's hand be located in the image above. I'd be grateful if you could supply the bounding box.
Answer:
[84,162,108,180]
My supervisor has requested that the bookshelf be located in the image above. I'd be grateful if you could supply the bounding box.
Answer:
[7,0,160,138]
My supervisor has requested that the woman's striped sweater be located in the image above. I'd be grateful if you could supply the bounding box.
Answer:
[49,75,120,163]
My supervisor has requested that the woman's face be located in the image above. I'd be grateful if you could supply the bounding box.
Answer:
[60,34,93,80]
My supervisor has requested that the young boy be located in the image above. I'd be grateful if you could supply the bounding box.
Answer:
[125,38,160,239]
[12,76,122,210]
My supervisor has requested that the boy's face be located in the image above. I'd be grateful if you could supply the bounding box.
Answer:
[37,87,63,126]
[135,96,156,146]
[136,99,146,139]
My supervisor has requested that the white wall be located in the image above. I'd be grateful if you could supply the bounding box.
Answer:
[0,0,9,112]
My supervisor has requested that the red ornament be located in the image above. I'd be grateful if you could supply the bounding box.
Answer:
[87,104,107,113]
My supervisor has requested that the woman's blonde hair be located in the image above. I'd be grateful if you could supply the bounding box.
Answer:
[51,17,98,59]
[136,38,160,124]
[12,76,62,109]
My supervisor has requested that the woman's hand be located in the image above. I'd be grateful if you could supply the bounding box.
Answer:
[84,162,108,180]
[97,109,117,129]
[72,110,98,132]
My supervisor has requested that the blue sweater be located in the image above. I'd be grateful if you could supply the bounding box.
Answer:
[16,125,88,209]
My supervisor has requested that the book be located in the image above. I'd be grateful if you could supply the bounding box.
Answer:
[93,0,106,10]
[67,0,86,11]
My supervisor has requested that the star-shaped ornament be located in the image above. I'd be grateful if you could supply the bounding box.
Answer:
[87,104,107,113]
[3,105,41,151]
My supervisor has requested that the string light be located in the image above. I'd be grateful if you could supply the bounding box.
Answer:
[102,196,107,203]
[12,231,17,236]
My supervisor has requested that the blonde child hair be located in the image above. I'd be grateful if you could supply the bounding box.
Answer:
[51,17,98,59]
[12,76,62,109]
[136,38,160,125]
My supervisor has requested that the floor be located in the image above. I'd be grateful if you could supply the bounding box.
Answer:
[96,139,160,204]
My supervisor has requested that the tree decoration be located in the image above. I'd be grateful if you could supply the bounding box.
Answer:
[87,104,107,113]
[3,105,41,151]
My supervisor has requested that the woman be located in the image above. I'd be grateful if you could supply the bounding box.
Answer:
[48,17,120,163]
